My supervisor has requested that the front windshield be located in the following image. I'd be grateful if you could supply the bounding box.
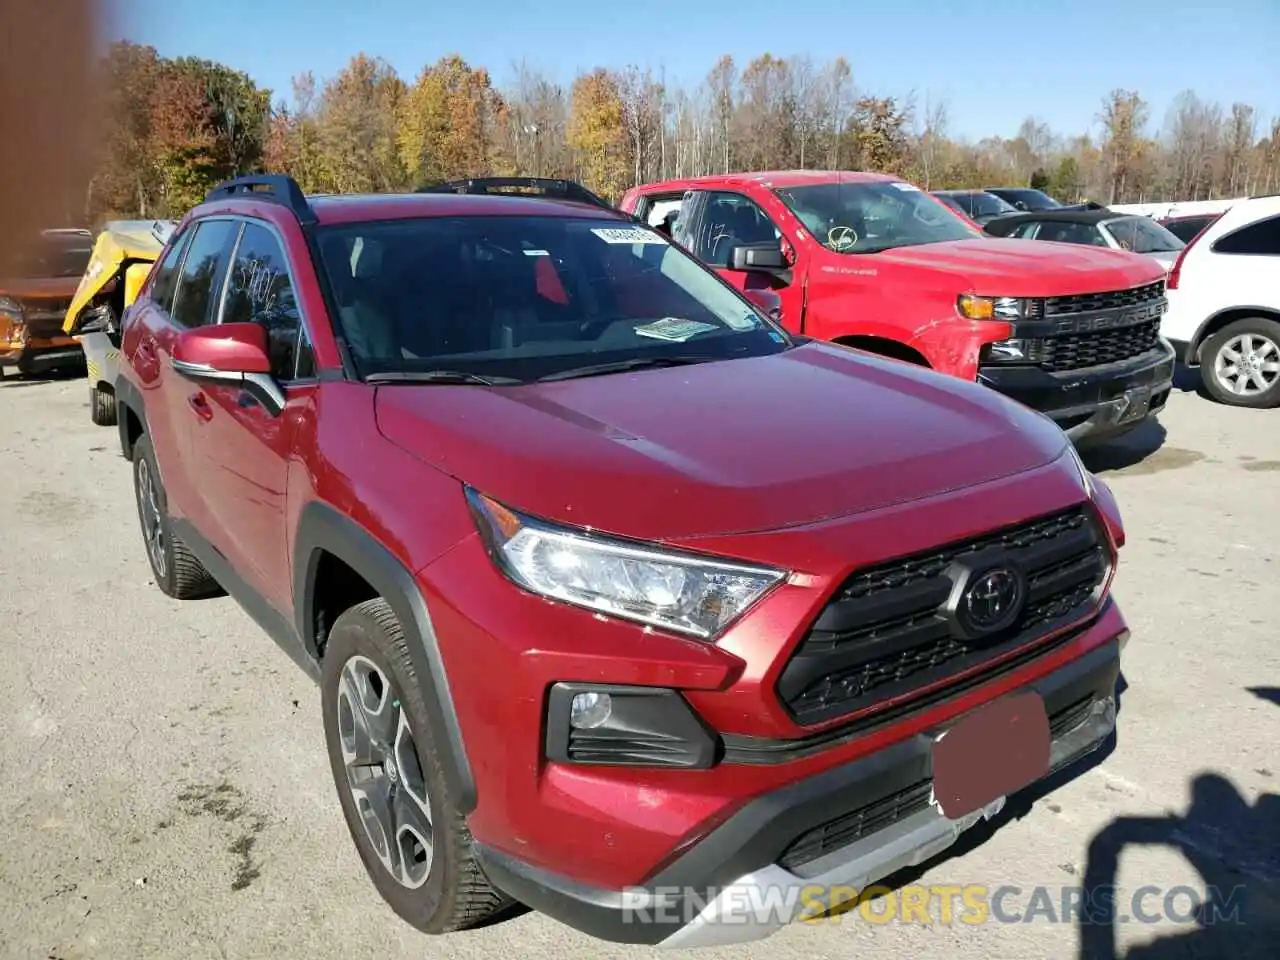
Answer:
[774,181,981,254]
[1103,216,1186,254]
[1,233,92,279]
[314,215,791,381]
[1001,189,1061,211]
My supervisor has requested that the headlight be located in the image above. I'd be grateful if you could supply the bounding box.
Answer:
[957,295,1025,321]
[466,488,786,639]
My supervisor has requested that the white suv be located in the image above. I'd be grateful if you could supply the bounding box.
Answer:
[1160,195,1280,408]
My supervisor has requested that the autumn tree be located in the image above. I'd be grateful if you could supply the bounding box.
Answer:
[315,54,406,193]
[149,60,222,216]
[89,41,162,219]
[82,44,1280,217]
[1099,89,1150,203]
[566,68,629,200]
[399,55,509,185]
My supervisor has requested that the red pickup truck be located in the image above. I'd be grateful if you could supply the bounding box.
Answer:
[621,172,1176,446]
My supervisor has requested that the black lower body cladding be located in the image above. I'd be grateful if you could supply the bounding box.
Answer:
[980,342,1176,446]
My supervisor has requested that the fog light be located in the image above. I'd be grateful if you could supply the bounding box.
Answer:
[569,692,612,729]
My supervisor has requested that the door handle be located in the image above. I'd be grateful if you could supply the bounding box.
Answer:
[187,393,213,422]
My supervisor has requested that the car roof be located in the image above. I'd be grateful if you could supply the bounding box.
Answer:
[188,176,633,232]
[305,192,628,226]
[932,189,997,197]
[634,170,901,193]
[987,208,1127,226]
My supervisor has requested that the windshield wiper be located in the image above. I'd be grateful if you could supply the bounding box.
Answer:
[536,356,720,382]
[364,370,521,386]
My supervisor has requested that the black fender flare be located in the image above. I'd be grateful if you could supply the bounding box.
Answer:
[114,374,147,460]
[292,500,477,814]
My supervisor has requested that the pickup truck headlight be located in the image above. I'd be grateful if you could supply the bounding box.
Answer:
[957,295,1026,321]
[466,488,786,639]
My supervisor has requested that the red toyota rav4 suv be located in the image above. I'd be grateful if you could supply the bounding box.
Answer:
[116,175,1131,947]
[621,172,1176,447]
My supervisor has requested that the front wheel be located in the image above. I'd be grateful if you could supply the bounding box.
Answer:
[91,385,117,426]
[321,599,510,934]
[1200,317,1280,408]
[130,434,222,599]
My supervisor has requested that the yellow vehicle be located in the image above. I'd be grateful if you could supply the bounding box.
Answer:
[62,219,175,425]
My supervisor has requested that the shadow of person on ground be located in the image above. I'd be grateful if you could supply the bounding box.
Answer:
[1078,419,1168,475]
[1171,363,1202,394]
[1077,695,1280,959]
[1246,687,1280,707]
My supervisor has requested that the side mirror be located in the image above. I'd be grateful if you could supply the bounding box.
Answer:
[730,242,786,272]
[1015,201,1029,211]
[171,322,285,415]
[743,288,783,322]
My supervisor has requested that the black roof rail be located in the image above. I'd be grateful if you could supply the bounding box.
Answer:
[415,177,615,211]
[204,174,317,225]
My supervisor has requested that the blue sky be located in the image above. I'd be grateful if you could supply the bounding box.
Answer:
[117,0,1278,142]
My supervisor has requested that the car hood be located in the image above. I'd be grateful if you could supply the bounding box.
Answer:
[0,276,80,300]
[859,238,1166,297]
[374,342,1070,541]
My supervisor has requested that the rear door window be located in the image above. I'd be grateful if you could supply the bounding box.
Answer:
[170,220,240,328]
[1213,215,1280,256]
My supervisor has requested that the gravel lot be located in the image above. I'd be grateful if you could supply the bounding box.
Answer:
[1,371,1277,960]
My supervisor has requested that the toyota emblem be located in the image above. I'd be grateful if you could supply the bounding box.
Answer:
[962,567,1025,633]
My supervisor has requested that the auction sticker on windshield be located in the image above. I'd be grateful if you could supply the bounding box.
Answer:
[634,318,718,342]
[591,227,669,244]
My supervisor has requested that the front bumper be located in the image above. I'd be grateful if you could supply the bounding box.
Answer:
[0,338,85,373]
[979,341,1175,444]
[477,634,1125,947]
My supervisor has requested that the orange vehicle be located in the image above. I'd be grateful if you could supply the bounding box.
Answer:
[0,228,92,377]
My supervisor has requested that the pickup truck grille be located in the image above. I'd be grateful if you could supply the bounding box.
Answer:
[1039,280,1165,317]
[776,506,1109,726]
[1011,281,1167,372]
[1037,318,1162,372]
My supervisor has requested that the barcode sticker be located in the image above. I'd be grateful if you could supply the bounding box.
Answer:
[591,227,669,245]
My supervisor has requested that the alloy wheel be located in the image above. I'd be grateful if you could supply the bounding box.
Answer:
[336,655,435,889]
[1213,332,1280,397]
[136,458,167,579]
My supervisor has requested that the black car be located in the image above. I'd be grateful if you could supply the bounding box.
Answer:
[931,190,1019,225]
[985,187,1105,214]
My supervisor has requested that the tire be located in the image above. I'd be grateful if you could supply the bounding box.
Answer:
[130,433,222,599]
[1199,316,1280,409]
[91,386,117,426]
[321,599,510,934]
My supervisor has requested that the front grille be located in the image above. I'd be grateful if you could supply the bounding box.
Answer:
[1042,280,1165,317]
[777,694,1103,871]
[1010,281,1167,372]
[777,506,1109,726]
[17,297,74,339]
[1039,318,1163,372]
[779,778,933,871]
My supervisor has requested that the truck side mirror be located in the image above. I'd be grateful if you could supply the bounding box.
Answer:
[730,242,786,272]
